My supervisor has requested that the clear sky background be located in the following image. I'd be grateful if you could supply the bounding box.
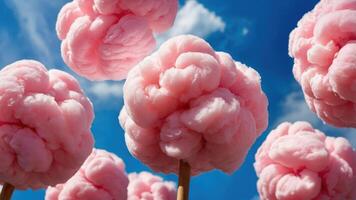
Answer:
[1,0,355,199]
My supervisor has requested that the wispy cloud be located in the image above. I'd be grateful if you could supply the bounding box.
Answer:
[4,0,63,66]
[276,90,356,147]
[0,31,21,65]
[155,0,226,46]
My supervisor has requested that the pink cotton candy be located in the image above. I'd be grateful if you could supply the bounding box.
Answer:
[128,172,176,200]
[0,60,94,189]
[56,0,178,81]
[255,122,356,200]
[119,35,269,175]
[45,149,129,200]
[289,0,356,127]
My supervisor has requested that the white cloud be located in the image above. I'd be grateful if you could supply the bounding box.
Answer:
[276,91,320,125]
[276,90,356,147]
[88,82,124,100]
[155,0,226,46]
[5,0,62,66]
[242,27,249,36]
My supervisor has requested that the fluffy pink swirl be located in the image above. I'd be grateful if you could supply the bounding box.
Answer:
[45,149,129,200]
[289,0,356,127]
[128,172,176,200]
[56,0,178,81]
[119,35,269,175]
[255,121,356,200]
[0,60,94,189]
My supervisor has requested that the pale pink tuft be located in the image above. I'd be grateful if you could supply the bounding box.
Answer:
[119,35,269,175]
[255,121,356,200]
[289,0,356,127]
[45,149,129,200]
[128,172,176,200]
[0,60,94,189]
[56,0,178,80]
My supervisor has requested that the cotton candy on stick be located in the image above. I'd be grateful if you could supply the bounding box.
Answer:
[56,0,178,81]
[45,149,129,200]
[119,35,269,199]
[255,122,356,200]
[289,0,356,127]
[0,60,94,199]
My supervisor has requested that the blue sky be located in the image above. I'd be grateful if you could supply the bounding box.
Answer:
[1,0,355,199]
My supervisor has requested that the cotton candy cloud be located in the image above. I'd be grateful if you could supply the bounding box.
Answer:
[255,121,356,200]
[120,35,268,175]
[57,0,178,80]
[0,60,94,189]
[46,149,128,200]
[289,0,356,128]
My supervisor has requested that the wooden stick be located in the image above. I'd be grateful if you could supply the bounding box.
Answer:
[177,160,191,200]
[0,183,14,200]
